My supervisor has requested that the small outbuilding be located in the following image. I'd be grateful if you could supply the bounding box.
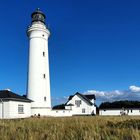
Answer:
[0,90,32,119]
[99,100,140,116]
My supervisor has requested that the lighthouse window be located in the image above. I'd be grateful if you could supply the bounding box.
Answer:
[44,97,46,101]
[43,74,46,78]
[43,52,45,57]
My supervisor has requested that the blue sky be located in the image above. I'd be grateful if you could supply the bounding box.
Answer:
[0,0,140,106]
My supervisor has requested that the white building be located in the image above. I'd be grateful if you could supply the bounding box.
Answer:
[99,101,140,116]
[0,90,32,119]
[52,92,96,116]
[27,8,51,116]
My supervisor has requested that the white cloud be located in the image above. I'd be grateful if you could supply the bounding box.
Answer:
[84,90,125,101]
[84,85,140,102]
[129,85,140,92]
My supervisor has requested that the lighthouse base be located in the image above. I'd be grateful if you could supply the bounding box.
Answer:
[31,108,51,116]
[30,102,51,116]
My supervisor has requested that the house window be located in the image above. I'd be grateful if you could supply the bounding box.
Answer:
[75,100,81,107]
[44,97,46,101]
[82,108,85,113]
[43,74,46,79]
[18,105,24,114]
[43,52,45,57]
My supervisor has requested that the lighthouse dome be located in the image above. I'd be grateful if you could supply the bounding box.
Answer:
[31,8,46,24]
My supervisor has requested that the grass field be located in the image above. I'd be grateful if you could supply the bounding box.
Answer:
[0,116,140,140]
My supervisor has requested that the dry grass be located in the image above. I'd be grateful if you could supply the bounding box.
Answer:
[0,116,140,140]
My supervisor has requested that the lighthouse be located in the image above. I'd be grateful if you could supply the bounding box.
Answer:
[27,9,51,116]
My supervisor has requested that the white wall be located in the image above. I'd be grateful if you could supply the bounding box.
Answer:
[99,108,140,116]
[30,107,51,116]
[66,95,96,115]
[126,109,140,116]
[0,103,2,118]
[0,101,31,119]
[99,109,121,116]
[3,101,9,118]
[50,110,72,117]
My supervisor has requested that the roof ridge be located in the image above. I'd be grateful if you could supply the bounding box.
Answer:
[76,92,93,105]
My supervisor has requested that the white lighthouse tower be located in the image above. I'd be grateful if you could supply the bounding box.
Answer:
[27,9,51,116]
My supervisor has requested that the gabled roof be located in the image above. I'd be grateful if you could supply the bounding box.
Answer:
[0,90,32,102]
[68,92,95,101]
[85,94,96,100]
[66,92,95,105]
[99,100,140,109]
[52,104,65,110]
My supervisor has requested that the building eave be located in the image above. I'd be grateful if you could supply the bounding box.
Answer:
[0,98,32,103]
